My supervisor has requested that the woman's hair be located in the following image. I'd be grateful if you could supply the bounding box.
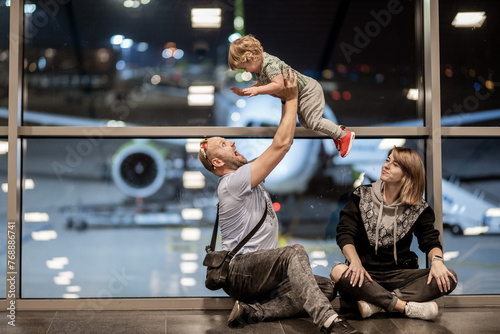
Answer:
[228,35,264,70]
[388,146,425,206]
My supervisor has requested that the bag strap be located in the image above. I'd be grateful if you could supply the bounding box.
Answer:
[206,202,267,258]
[207,203,220,252]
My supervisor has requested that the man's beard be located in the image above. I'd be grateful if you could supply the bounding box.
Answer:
[225,155,248,170]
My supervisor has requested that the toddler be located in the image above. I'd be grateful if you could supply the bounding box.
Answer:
[228,35,354,157]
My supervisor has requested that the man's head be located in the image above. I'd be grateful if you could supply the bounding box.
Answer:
[199,137,248,175]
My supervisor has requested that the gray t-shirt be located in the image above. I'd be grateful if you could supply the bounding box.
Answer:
[218,163,278,257]
[256,52,310,92]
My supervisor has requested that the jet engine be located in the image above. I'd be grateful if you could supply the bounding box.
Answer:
[111,142,166,198]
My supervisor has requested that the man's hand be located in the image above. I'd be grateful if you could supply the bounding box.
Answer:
[272,69,298,102]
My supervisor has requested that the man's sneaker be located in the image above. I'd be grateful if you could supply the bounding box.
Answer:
[321,317,362,334]
[227,300,254,328]
[338,130,355,158]
[404,301,439,321]
[358,300,383,319]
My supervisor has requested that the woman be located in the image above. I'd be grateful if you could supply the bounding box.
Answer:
[330,147,458,321]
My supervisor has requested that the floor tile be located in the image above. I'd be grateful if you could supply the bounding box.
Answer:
[47,310,166,334]
[0,311,56,334]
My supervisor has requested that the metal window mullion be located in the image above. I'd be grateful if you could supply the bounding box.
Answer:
[17,126,428,138]
[423,0,443,245]
[6,0,24,305]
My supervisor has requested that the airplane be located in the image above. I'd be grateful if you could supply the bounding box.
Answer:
[1,71,499,235]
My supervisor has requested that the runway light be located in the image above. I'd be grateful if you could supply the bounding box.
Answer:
[150,74,161,85]
[342,91,352,101]
[54,276,71,285]
[3,179,34,192]
[310,251,326,259]
[378,139,406,150]
[46,257,69,270]
[311,260,329,268]
[180,262,199,274]
[322,69,333,79]
[32,230,57,241]
[236,99,246,109]
[181,208,204,220]
[486,208,500,217]
[188,85,215,106]
[332,91,341,101]
[234,16,244,30]
[110,35,124,45]
[136,42,149,52]
[443,251,459,261]
[231,112,241,122]
[375,73,385,83]
[180,278,197,287]
[228,33,241,43]
[406,88,419,101]
[38,57,46,70]
[182,171,205,189]
[185,139,201,153]
[24,4,36,14]
[25,212,50,222]
[181,227,201,241]
[120,38,134,49]
[0,141,7,154]
[189,86,215,94]
[191,8,222,28]
[463,226,489,236]
[116,60,126,71]
[107,120,126,127]
[66,286,82,293]
[173,49,184,59]
[452,12,486,28]
[181,253,199,261]
[241,72,252,81]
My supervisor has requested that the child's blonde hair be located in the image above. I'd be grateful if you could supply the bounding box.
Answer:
[228,35,264,70]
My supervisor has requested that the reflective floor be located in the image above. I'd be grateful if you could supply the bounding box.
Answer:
[1,306,500,333]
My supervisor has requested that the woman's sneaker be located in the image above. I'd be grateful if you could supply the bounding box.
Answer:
[404,301,439,320]
[357,300,383,318]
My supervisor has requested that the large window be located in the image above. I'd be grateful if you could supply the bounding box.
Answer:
[23,0,420,127]
[441,138,500,294]
[2,0,498,306]
[439,0,500,127]
[21,138,426,298]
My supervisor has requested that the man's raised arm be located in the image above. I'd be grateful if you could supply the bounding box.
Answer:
[250,69,298,188]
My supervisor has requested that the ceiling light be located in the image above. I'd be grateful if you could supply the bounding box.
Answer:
[191,8,222,28]
[452,12,486,28]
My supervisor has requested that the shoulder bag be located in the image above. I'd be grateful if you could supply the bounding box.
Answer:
[203,203,267,291]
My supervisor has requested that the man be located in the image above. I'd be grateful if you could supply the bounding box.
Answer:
[199,69,360,334]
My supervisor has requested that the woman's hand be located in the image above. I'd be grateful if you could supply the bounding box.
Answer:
[428,261,457,293]
[344,261,373,288]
